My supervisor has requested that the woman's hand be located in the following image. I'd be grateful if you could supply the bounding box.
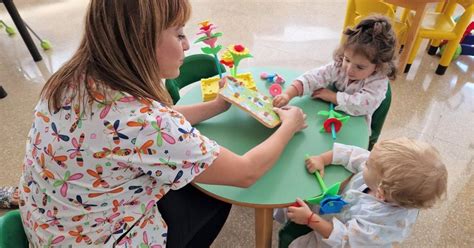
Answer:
[213,77,232,112]
[274,106,307,134]
[287,198,314,225]
[305,155,325,177]
[312,88,337,104]
[273,93,290,107]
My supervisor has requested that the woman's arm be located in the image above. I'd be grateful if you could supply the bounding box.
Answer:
[194,106,307,187]
[172,77,231,125]
[173,98,230,125]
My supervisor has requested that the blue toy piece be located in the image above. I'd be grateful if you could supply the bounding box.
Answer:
[319,195,348,215]
[260,72,285,84]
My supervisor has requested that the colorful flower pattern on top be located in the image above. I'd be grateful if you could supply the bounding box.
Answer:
[19,80,220,247]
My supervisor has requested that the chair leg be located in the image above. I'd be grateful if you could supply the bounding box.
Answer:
[427,39,442,55]
[437,37,463,75]
[404,36,424,73]
[0,86,7,99]
[2,0,42,61]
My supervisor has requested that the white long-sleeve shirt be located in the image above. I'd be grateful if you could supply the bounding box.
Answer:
[289,143,418,248]
[295,62,389,129]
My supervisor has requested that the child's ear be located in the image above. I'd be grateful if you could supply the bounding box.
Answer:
[375,186,386,201]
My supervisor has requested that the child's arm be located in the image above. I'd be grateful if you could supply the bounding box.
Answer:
[296,62,340,95]
[287,198,333,238]
[272,81,301,107]
[332,143,370,173]
[273,62,340,107]
[305,150,333,177]
[335,77,388,116]
[289,199,419,247]
[307,143,369,174]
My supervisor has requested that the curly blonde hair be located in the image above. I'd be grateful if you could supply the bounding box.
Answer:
[371,138,447,209]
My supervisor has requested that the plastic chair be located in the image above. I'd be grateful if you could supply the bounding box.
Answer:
[165,54,226,104]
[369,83,392,150]
[342,0,411,47]
[404,0,474,75]
[0,210,29,248]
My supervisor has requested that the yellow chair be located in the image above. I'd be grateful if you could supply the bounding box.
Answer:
[404,0,474,75]
[342,0,411,48]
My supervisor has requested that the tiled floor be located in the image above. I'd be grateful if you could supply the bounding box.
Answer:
[0,0,473,247]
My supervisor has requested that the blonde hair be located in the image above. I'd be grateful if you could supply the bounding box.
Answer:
[41,0,191,112]
[371,138,447,209]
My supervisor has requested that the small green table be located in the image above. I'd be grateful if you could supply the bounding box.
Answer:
[178,67,369,247]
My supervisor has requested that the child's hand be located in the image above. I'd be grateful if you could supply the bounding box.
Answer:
[287,198,314,225]
[305,155,325,177]
[311,88,337,104]
[273,93,290,107]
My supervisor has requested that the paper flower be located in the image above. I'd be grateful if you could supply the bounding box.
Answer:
[220,50,234,68]
[195,20,224,78]
[197,20,217,36]
[228,44,251,56]
[226,44,253,76]
[195,20,223,53]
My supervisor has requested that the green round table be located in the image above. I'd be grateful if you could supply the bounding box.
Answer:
[178,67,369,247]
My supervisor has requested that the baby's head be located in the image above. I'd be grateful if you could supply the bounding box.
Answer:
[364,138,447,209]
[334,15,398,81]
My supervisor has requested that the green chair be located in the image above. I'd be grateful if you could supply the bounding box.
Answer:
[278,221,312,248]
[165,54,226,104]
[369,83,392,150]
[0,210,28,248]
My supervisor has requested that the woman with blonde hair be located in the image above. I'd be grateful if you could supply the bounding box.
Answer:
[18,0,307,247]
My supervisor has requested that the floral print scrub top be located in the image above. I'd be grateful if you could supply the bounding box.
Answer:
[19,81,219,247]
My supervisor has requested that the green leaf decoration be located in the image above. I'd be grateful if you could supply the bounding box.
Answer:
[194,35,209,44]
[201,46,222,55]
[211,32,223,38]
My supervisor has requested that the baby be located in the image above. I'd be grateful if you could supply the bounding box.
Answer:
[279,138,448,247]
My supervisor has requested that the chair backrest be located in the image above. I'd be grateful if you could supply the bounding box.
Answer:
[369,82,392,150]
[452,1,474,34]
[0,210,29,248]
[343,0,396,29]
[165,54,226,104]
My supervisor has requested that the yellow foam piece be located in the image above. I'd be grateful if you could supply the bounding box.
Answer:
[201,77,220,102]
[236,72,256,91]
[200,72,257,102]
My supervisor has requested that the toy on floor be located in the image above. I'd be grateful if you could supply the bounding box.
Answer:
[24,23,51,50]
[0,20,51,50]
[219,76,281,128]
[318,103,350,140]
[0,20,15,35]
[438,21,474,59]
[304,155,347,215]
[195,20,223,78]
[260,72,285,84]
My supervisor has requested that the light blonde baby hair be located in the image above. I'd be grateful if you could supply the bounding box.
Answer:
[371,137,447,209]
